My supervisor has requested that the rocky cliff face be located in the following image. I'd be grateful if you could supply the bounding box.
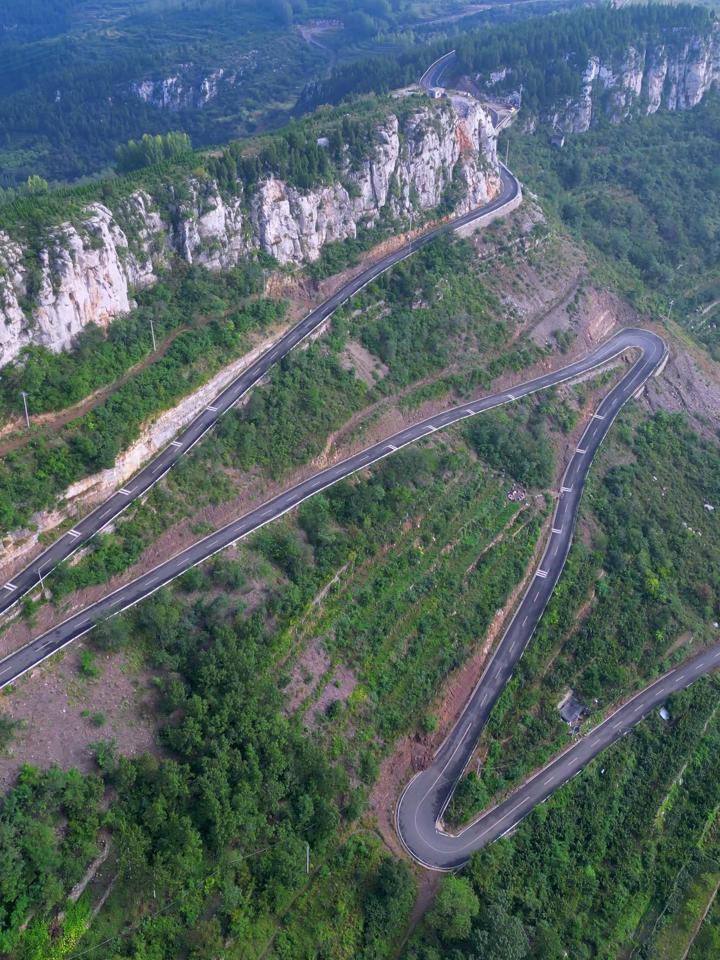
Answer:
[547,24,720,132]
[130,58,256,110]
[0,96,499,367]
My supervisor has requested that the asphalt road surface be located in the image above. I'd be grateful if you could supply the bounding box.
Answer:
[397,639,720,871]
[0,164,520,618]
[419,49,456,90]
[0,327,676,702]
[394,332,720,870]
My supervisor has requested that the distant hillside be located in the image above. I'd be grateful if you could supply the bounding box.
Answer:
[0,0,571,188]
[304,4,719,130]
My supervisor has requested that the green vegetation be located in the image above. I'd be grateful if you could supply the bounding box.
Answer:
[688,889,720,959]
[0,91,409,234]
[0,267,285,535]
[268,835,415,959]
[464,400,554,489]
[341,236,512,388]
[0,766,103,955]
[652,860,720,960]
[0,421,547,957]
[0,0,570,187]
[307,5,712,111]
[508,93,720,357]
[115,131,193,173]
[447,410,720,825]
[407,675,720,959]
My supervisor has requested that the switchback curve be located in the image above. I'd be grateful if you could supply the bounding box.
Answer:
[0,328,667,693]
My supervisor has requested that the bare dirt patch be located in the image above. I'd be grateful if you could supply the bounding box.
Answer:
[340,340,388,386]
[0,644,158,792]
[646,333,720,438]
[284,637,330,714]
[304,664,358,728]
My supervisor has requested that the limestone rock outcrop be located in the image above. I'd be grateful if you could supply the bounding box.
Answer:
[0,96,500,366]
[550,25,720,132]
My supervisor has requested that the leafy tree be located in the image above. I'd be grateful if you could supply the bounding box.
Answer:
[429,876,479,942]
[470,898,530,960]
[115,132,192,173]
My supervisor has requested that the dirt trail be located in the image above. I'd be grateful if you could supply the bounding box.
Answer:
[0,326,189,456]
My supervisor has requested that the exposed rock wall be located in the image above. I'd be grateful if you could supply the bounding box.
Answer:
[547,25,720,132]
[130,60,256,110]
[0,95,499,367]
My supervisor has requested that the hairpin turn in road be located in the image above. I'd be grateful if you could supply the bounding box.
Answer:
[1,57,716,873]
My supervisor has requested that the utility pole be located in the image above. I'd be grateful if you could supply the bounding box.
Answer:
[149,317,157,352]
[20,391,30,429]
[306,842,310,875]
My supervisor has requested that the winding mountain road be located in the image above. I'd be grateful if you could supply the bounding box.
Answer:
[395,332,718,871]
[0,163,520,618]
[0,327,662,692]
[1,59,718,874]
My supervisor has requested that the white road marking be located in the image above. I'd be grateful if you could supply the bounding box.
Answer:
[119,488,132,496]
[387,444,397,451]
[425,424,437,433]
[536,569,549,579]
[533,591,540,602]
[506,800,525,819]
[593,413,605,420]
[68,529,81,539]
[561,485,573,493]
[552,527,563,534]
[522,616,528,626]
[207,405,218,412]
[3,583,17,592]
[543,776,553,786]
[576,447,587,454]
[171,440,182,447]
